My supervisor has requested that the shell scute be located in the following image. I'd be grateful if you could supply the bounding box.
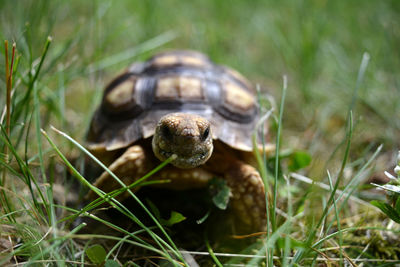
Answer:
[223,80,255,113]
[155,76,204,101]
[147,50,211,70]
[104,77,137,112]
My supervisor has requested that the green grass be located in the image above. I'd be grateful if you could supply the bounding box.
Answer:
[1,0,400,265]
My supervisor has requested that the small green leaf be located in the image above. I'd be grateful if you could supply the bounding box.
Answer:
[105,260,121,267]
[164,211,186,226]
[211,179,230,210]
[86,244,107,264]
[288,150,312,171]
[147,199,186,226]
[371,200,400,223]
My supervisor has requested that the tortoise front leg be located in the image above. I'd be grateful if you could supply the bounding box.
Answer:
[88,145,214,200]
[88,145,155,200]
[225,161,267,233]
[205,153,267,233]
[225,160,267,232]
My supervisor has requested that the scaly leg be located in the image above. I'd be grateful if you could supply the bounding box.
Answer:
[225,160,267,233]
[88,145,155,200]
[88,145,214,200]
[205,150,267,233]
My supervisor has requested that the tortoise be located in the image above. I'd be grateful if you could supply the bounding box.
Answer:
[86,50,269,233]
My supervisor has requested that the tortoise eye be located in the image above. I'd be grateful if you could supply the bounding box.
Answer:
[201,126,210,141]
[161,124,173,140]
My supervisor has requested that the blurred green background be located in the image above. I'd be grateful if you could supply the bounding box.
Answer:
[1,0,399,176]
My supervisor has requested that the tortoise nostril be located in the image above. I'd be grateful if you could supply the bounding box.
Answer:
[201,126,210,141]
[161,124,173,140]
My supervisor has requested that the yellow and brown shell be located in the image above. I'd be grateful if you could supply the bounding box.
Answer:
[87,50,259,153]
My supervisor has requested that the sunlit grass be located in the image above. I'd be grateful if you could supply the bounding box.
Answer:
[1,0,400,265]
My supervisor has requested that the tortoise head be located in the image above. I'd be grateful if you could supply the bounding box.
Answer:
[152,113,213,169]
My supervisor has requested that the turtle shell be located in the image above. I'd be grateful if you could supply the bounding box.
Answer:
[87,50,260,153]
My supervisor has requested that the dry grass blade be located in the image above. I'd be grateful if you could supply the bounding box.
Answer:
[1,40,16,219]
